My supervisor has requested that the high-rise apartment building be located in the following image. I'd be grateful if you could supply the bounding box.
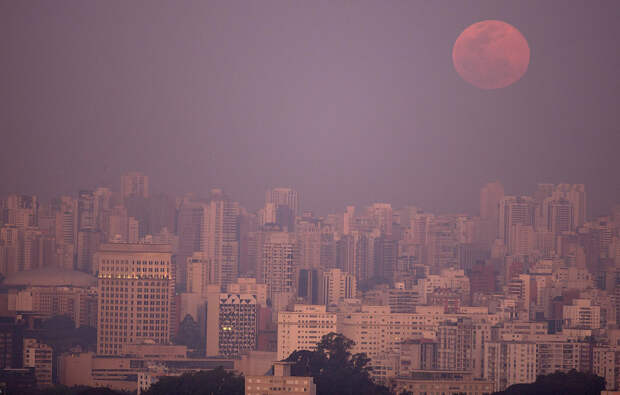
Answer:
[337,231,376,284]
[498,196,536,252]
[95,243,173,355]
[259,231,297,309]
[368,203,393,236]
[176,197,205,288]
[266,188,299,217]
[480,182,504,222]
[201,190,240,289]
[2,195,38,229]
[265,188,299,231]
[120,172,149,202]
[185,252,214,296]
[322,268,356,306]
[295,218,321,270]
[545,198,575,235]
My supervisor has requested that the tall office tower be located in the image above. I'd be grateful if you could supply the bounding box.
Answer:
[509,224,536,256]
[319,231,337,270]
[498,196,536,250]
[120,171,149,202]
[343,206,355,235]
[266,188,299,217]
[76,230,101,273]
[297,268,320,304]
[76,190,103,273]
[553,184,586,227]
[95,243,173,356]
[105,206,124,242]
[367,203,393,236]
[77,190,96,231]
[409,213,434,245]
[0,226,44,274]
[239,211,259,275]
[295,218,321,270]
[425,216,459,269]
[322,268,356,306]
[258,231,297,310]
[185,252,214,296]
[480,182,504,243]
[545,198,575,235]
[205,293,257,357]
[37,203,56,238]
[201,190,240,290]
[0,227,17,274]
[54,196,77,268]
[93,187,113,228]
[480,182,505,221]
[374,236,398,281]
[145,193,177,236]
[265,188,299,231]
[337,231,376,284]
[175,197,205,288]
[2,195,38,228]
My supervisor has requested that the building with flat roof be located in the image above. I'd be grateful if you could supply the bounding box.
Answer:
[95,243,173,355]
[245,361,315,395]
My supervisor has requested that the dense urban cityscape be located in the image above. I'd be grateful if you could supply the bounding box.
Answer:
[3,0,620,394]
[0,174,618,394]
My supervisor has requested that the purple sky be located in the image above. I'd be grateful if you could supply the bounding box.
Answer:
[1,1,619,216]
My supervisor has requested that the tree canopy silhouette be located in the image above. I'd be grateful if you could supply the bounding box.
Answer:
[143,366,244,395]
[173,314,204,353]
[492,370,605,395]
[284,332,392,395]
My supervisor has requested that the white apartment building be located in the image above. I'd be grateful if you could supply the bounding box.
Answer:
[563,298,601,329]
[277,305,337,360]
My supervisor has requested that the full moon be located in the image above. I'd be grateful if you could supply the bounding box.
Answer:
[452,20,530,90]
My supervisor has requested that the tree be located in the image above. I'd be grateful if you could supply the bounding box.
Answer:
[143,367,244,395]
[493,370,605,395]
[285,332,392,395]
[173,314,204,352]
[19,385,131,395]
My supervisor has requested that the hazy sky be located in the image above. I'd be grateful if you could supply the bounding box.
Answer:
[1,1,619,216]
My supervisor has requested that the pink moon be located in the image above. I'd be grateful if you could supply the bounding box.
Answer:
[453,20,530,90]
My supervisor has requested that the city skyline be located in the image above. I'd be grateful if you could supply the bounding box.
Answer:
[1,1,620,394]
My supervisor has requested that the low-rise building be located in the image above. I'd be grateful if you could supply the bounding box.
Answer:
[392,371,493,395]
[245,361,316,395]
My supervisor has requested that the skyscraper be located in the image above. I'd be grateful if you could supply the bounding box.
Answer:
[265,188,299,231]
[258,231,297,310]
[95,243,173,356]
[201,189,240,290]
[322,268,356,306]
[498,196,536,252]
[120,172,149,202]
[480,182,504,242]
[266,188,299,217]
